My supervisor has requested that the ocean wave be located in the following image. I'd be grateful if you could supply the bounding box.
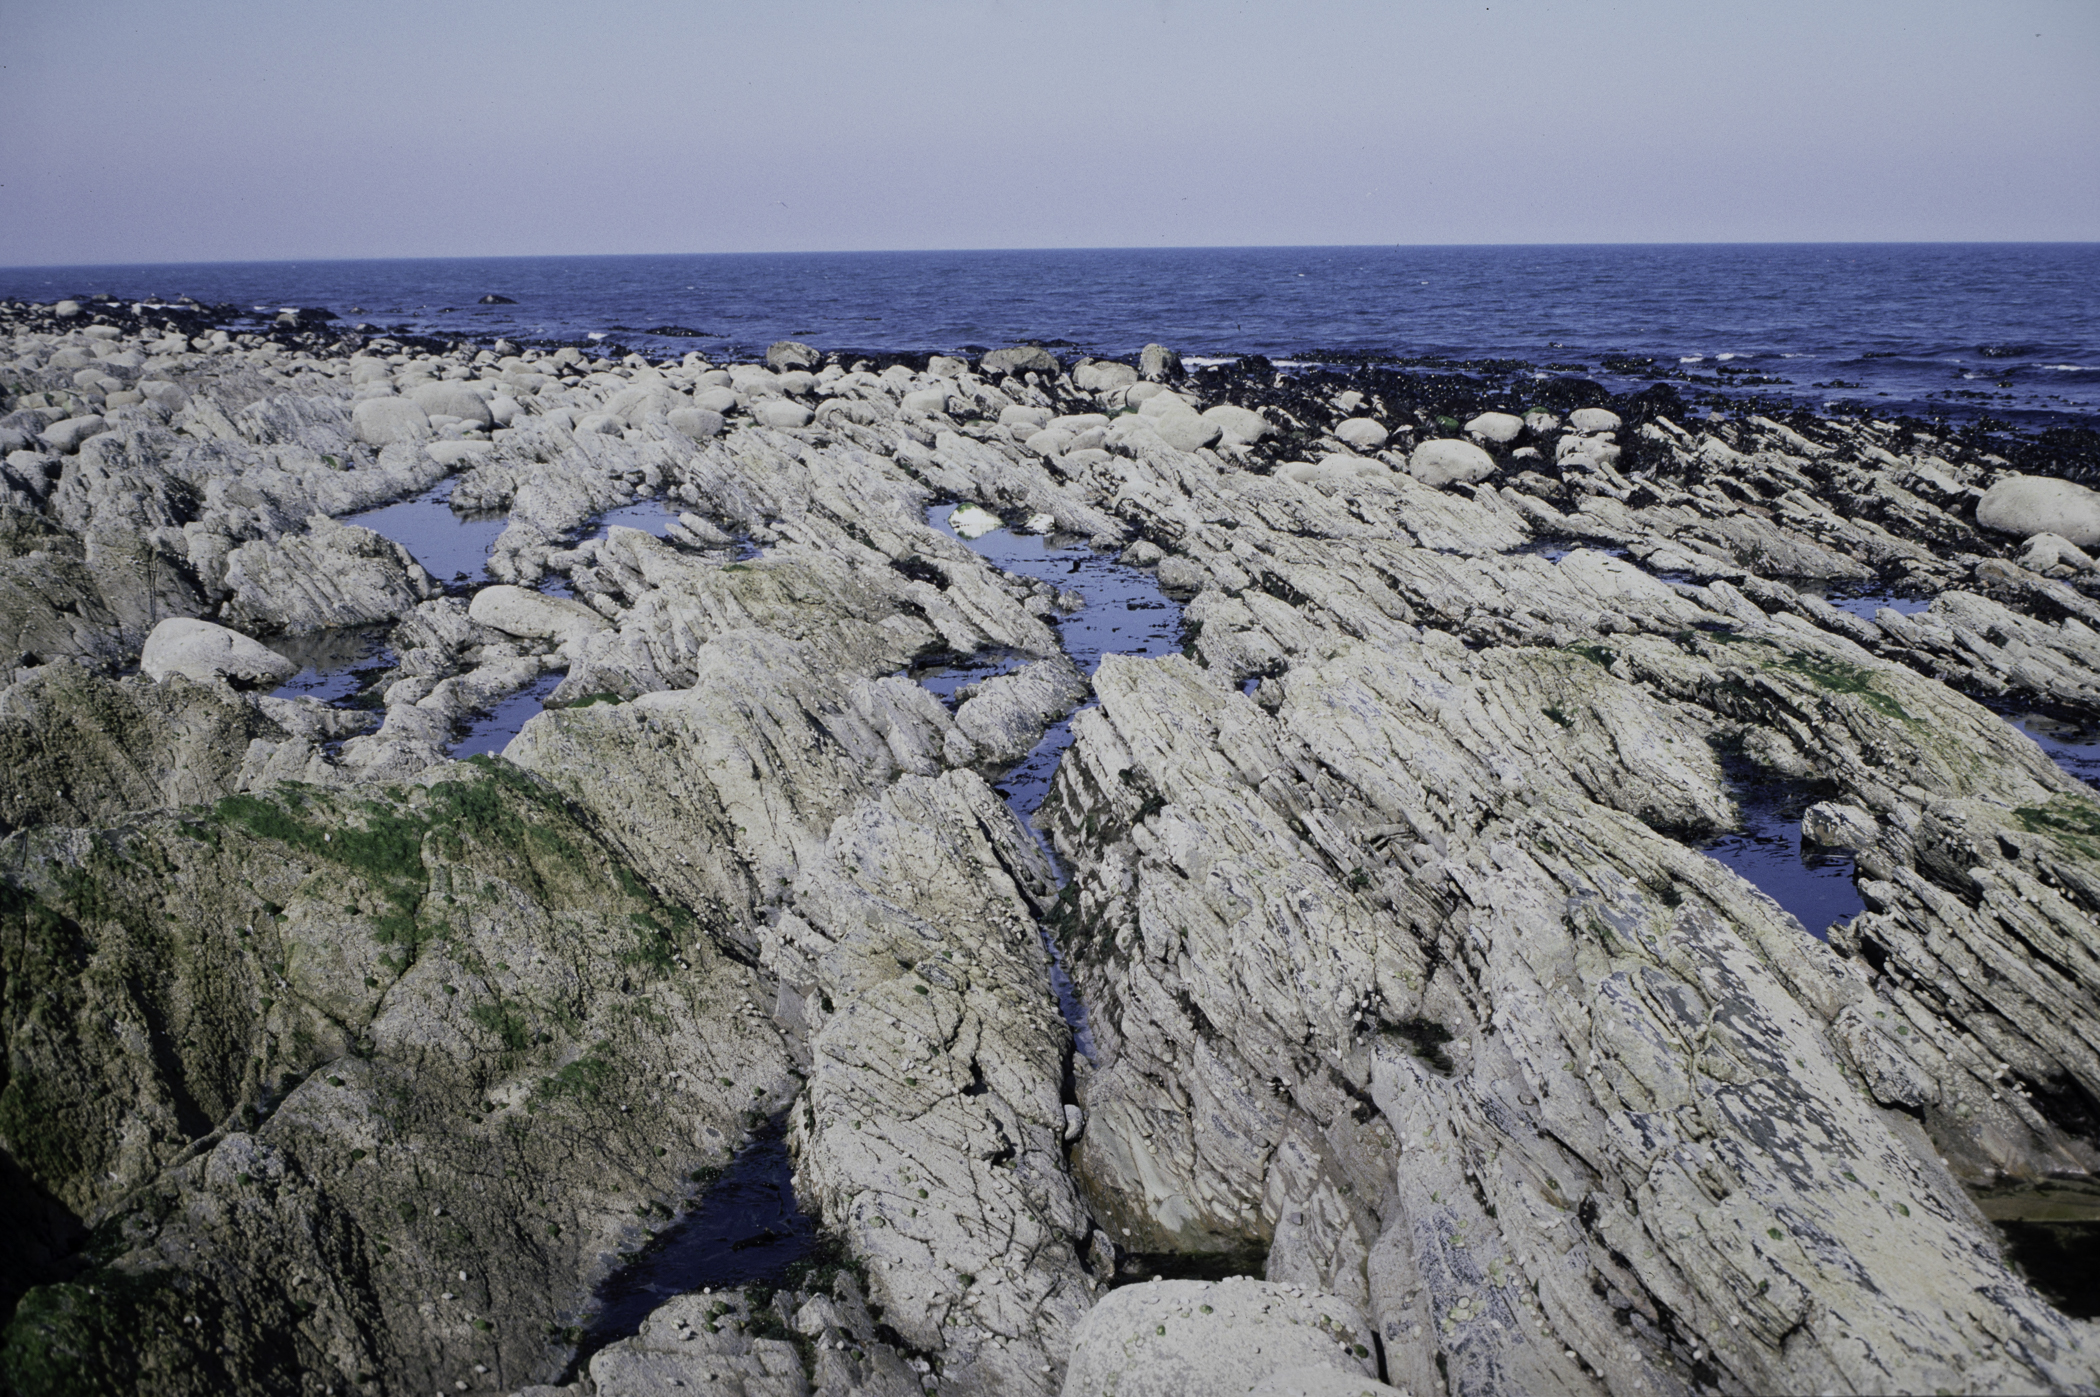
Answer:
[1679,355,1704,363]
[2044,363,2093,372]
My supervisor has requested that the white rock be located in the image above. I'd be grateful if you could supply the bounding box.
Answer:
[1202,404,1272,443]
[1138,390,1198,420]
[1154,412,1222,452]
[1073,360,1139,393]
[1281,454,1387,486]
[1334,418,1389,451]
[666,407,726,440]
[426,440,493,466]
[52,300,81,318]
[1568,406,1622,434]
[351,397,431,446]
[1245,1367,1404,1397]
[468,585,609,646]
[573,411,623,435]
[1407,437,1496,486]
[407,381,493,427]
[1061,1280,1379,1397]
[38,415,107,454]
[900,388,952,416]
[1976,474,2100,549]
[926,354,968,378]
[691,386,738,414]
[1465,411,1524,444]
[751,399,812,429]
[140,618,298,688]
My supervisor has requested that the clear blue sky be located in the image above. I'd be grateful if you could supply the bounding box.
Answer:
[2,0,2094,266]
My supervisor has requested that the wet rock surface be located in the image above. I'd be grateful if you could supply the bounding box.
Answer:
[0,298,2096,1395]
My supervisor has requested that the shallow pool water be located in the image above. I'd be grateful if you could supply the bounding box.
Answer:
[447,670,565,759]
[264,625,392,706]
[2006,713,2100,791]
[929,503,1189,1060]
[1703,766,1863,941]
[567,1121,817,1376]
[343,481,509,586]
[584,495,681,542]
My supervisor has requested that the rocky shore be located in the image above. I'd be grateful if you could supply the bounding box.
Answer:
[0,293,2098,1396]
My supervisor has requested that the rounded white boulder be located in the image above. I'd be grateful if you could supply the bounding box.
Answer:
[751,399,812,429]
[352,397,432,446]
[1334,418,1389,451]
[1976,474,2100,549]
[1408,437,1496,486]
[468,585,608,643]
[1568,407,1623,434]
[900,388,952,416]
[408,381,494,428]
[140,618,298,688]
[1202,404,1272,443]
[1465,411,1524,444]
[1154,413,1222,452]
[666,407,725,440]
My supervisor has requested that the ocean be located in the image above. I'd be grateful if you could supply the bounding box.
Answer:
[3,243,2096,428]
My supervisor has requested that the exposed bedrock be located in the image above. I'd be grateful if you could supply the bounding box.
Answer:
[1,304,2098,1395]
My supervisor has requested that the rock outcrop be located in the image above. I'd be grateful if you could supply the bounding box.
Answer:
[1,302,2097,1397]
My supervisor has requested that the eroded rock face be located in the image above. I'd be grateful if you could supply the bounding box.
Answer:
[1,307,2098,1397]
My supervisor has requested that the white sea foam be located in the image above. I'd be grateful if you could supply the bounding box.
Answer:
[2044,363,2092,372]
[1716,352,1737,361]
[1680,355,1704,363]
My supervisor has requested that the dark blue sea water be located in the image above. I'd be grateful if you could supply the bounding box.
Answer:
[5,245,2096,426]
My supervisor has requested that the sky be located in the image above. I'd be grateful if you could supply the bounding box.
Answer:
[1,0,2095,266]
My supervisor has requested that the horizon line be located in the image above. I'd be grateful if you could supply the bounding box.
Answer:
[4,238,2099,274]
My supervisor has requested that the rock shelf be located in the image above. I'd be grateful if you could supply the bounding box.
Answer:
[1,299,2099,1395]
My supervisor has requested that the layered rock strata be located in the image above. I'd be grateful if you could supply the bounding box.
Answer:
[0,301,2095,1396]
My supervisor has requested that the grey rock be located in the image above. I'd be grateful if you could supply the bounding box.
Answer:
[667,406,727,440]
[1976,473,2100,548]
[1139,344,1182,381]
[766,339,820,371]
[1464,410,1524,444]
[351,395,432,445]
[981,345,1060,377]
[38,414,107,453]
[1333,419,1388,452]
[1073,360,1140,393]
[139,616,298,687]
[1407,437,1496,486]
[1062,1280,1379,1397]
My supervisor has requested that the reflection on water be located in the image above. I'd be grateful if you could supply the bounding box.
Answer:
[2007,713,2100,792]
[447,670,565,759]
[568,1120,816,1376]
[1968,1177,2100,1319]
[929,503,1188,1061]
[1704,766,1863,941]
[263,626,392,705]
[343,481,508,586]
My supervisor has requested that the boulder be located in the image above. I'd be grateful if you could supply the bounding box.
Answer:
[666,407,726,440]
[691,386,738,414]
[751,399,812,429]
[52,300,81,318]
[1408,437,1496,486]
[765,340,819,371]
[1139,343,1182,381]
[926,354,968,378]
[1074,360,1140,393]
[900,388,952,416]
[1154,412,1222,452]
[1060,1279,1380,1397]
[468,584,608,645]
[1976,474,2100,548]
[407,381,493,428]
[139,617,298,688]
[351,396,432,446]
[1137,390,1198,420]
[1202,404,1272,443]
[1465,410,1524,444]
[947,504,1003,539]
[979,345,1059,377]
[1333,418,1388,451]
[1568,406,1622,434]
[38,415,107,454]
